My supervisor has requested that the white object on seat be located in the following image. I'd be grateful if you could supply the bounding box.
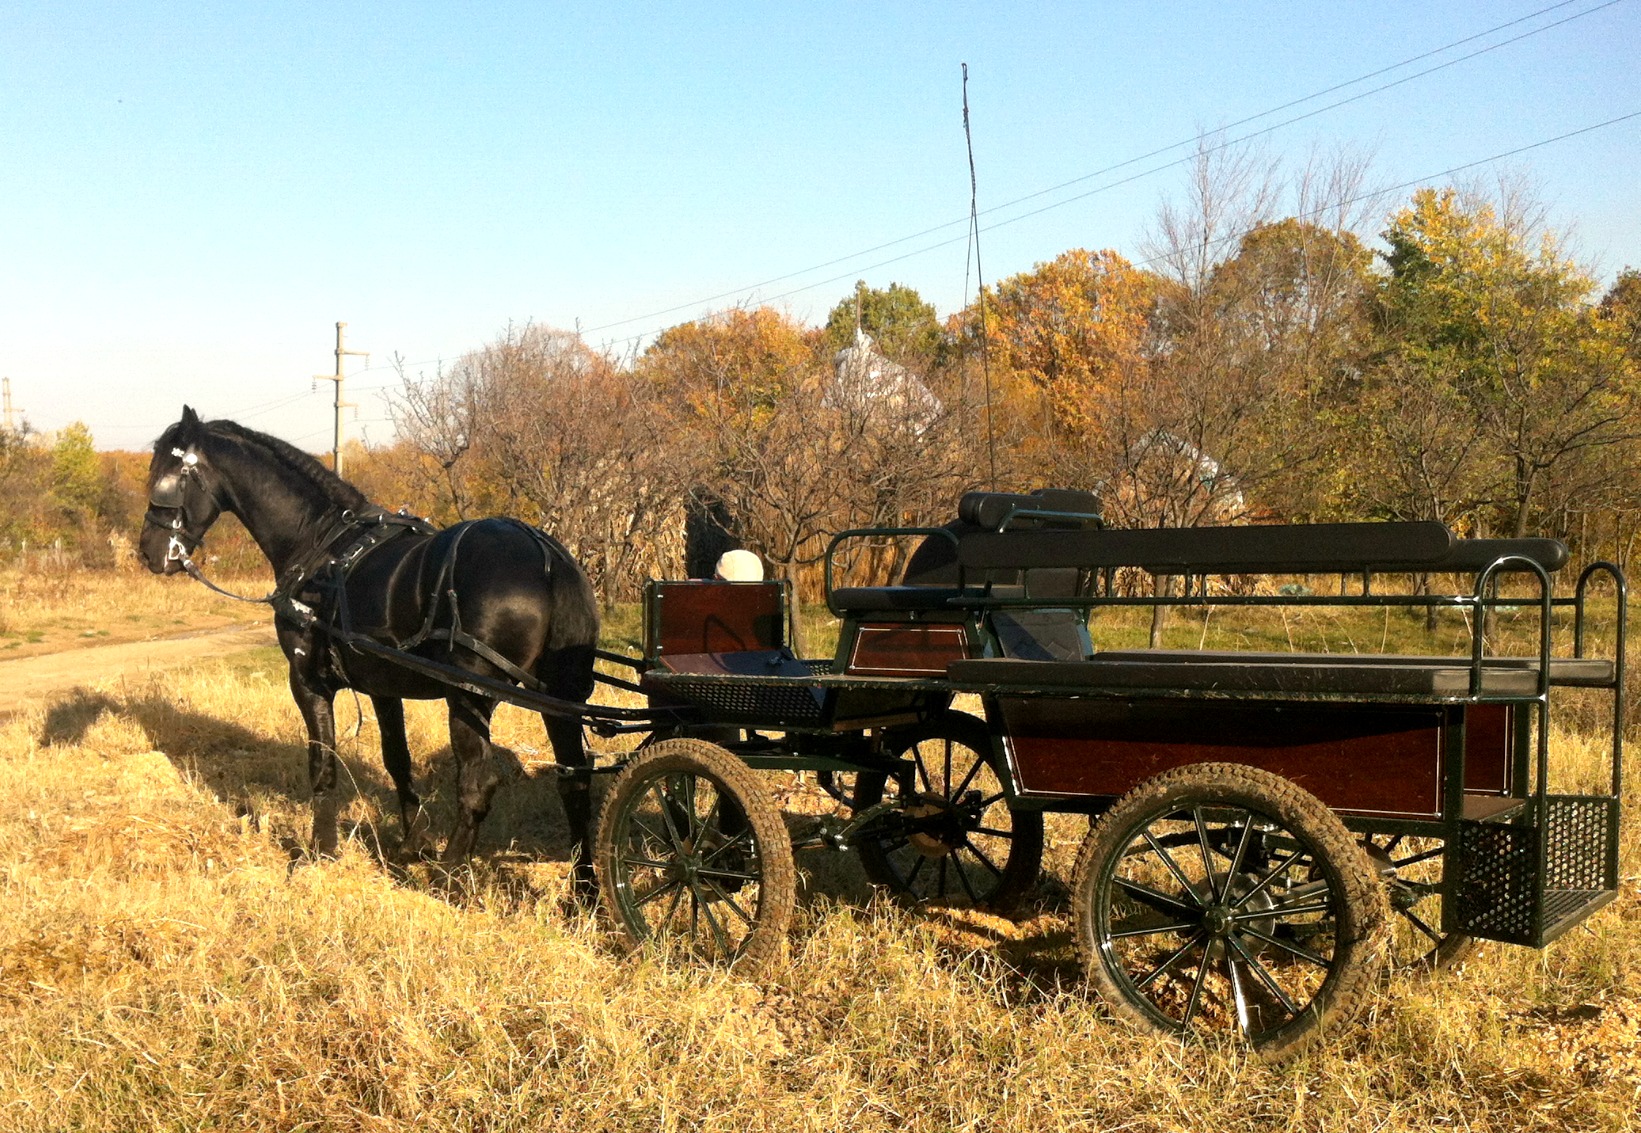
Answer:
[714,548,764,582]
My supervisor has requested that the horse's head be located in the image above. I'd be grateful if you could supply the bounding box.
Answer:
[139,406,225,574]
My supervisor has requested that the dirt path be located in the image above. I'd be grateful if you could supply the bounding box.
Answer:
[0,622,278,714]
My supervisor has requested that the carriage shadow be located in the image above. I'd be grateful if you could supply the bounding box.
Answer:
[36,688,586,910]
[35,689,1083,974]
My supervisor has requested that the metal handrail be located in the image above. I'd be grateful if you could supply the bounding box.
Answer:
[823,526,960,616]
[1575,561,1628,798]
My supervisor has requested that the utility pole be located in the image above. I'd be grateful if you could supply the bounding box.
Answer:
[313,322,368,477]
[2,377,18,433]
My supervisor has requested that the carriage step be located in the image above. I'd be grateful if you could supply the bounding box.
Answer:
[1536,888,1619,945]
[1452,795,1619,947]
[1462,794,1527,822]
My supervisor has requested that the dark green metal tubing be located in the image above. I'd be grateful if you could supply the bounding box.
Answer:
[1469,556,1553,700]
[1439,704,1468,936]
[824,526,960,615]
[949,593,1578,610]
[1574,562,1627,799]
[734,754,913,776]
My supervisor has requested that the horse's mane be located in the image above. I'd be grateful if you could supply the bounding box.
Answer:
[159,418,369,511]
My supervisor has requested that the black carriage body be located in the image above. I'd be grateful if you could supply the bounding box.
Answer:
[636,490,1624,952]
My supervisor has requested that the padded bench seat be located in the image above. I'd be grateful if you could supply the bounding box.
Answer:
[829,585,990,612]
[1093,649,1616,688]
[946,656,1545,697]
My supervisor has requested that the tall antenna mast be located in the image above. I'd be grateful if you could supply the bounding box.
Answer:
[962,63,997,489]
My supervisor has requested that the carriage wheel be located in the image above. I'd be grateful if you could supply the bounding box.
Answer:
[1361,833,1477,974]
[595,738,795,973]
[853,712,1044,913]
[1072,763,1387,1063]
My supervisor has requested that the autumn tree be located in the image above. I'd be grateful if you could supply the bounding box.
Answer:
[982,247,1158,472]
[642,306,816,426]
[0,422,49,548]
[1374,186,1637,538]
[820,281,946,367]
[392,324,682,606]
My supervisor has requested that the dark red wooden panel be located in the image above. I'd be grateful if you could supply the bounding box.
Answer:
[1002,699,1452,817]
[847,624,969,677]
[1464,704,1511,795]
[649,582,784,658]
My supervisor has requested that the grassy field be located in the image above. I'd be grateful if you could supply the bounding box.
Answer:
[0,580,1638,1130]
[0,568,269,660]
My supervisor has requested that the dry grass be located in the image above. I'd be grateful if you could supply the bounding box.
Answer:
[0,568,268,660]
[0,623,1638,1129]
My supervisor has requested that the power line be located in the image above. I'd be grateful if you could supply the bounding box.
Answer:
[1128,108,1641,272]
[622,108,1641,330]
[281,112,1640,453]
[224,2,1631,397]
[576,0,1625,339]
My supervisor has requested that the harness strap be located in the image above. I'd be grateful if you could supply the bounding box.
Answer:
[318,517,558,696]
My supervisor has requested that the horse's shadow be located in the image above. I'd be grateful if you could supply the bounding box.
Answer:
[37,689,585,909]
[34,690,1078,977]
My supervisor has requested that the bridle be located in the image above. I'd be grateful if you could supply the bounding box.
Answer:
[146,447,207,568]
[145,446,279,605]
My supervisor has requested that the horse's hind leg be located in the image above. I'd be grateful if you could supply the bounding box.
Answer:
[442,693,500,863]
[289,673,340,857]
[372,695,429,856]
[544,714,596,899]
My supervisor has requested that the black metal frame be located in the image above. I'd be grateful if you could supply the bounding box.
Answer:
[313,503,1625,952]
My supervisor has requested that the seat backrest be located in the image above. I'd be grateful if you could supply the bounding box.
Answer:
[903,488,1103,593]
[957,488,1102,531]
[645,580,786,659]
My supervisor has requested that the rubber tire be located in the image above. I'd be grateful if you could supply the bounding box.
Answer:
[854,712,1044,914]
[595,738,795,974]
[1072,762,1388,1064]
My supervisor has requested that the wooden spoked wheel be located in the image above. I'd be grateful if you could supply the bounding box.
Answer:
[853,712,1043,913]
[595,738,794,973]
[1073,763,1387,1063]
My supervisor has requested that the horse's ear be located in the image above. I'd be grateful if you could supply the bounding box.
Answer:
[176,405,203,445]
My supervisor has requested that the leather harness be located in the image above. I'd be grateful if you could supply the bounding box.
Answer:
[149,446,557,695]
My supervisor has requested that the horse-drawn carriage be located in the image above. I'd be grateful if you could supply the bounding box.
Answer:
[142,415,1626,1061]
[601,489,1626,1058]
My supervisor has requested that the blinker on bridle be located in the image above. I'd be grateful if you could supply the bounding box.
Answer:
[149,447,198,510]
[148,447,203,566]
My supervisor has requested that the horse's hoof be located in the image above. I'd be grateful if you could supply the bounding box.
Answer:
[311,828,340,859]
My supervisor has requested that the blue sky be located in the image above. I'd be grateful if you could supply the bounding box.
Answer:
[2,1,1638,451]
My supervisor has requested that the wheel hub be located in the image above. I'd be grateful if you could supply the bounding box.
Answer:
[1186,874,1278,946]
[1201,904,1233,936]
[904,796,953,858]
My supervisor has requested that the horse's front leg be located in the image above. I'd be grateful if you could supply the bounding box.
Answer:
[442,693,500,863]
[289,671,340,856]
[372,695,430,857]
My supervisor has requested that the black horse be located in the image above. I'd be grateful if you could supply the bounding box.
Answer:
[138,407,600,878]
